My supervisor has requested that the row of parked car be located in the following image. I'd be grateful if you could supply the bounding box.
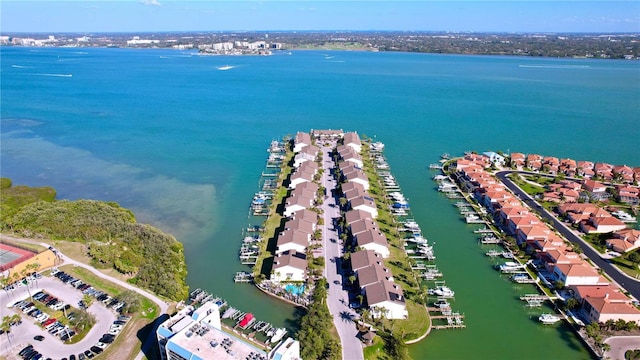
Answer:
[18,343,101,360]
[50,269,126,312]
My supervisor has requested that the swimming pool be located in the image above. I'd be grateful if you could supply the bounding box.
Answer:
[284,284,305,296]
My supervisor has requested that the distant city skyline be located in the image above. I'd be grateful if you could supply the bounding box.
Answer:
[1,1,639,33]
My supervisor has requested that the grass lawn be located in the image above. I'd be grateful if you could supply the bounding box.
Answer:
[609,257,640,279]
[363,335,385,360]
[53,240,93,264]
[390,301,430,342]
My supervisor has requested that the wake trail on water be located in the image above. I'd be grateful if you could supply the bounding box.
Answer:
[518,64,591,69]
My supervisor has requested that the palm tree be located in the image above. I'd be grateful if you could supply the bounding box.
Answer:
[0,276,13,296]
[1,314,21,347]
[82,294,94,313]
[26,263,41,287]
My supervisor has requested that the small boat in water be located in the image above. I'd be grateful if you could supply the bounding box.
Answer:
[428,286,455,298]
[217,65,234,70]
[269,328,286,343]
[538,313,562,324]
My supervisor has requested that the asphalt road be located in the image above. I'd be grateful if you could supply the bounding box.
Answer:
[320,142,364,360]
[496,171,640,301]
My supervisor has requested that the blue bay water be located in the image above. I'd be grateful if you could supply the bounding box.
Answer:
[2,46,639,359]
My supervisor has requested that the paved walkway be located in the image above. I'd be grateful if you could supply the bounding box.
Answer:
[319,142,364,360]
[1,234,169,360]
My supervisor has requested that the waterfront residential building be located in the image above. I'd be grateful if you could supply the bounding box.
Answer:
[345,209,372,226]
[594,163,614,180]
[577,161,596,178]
[482,151,506,166]
[284,218,315,237]
[344,169,370,190]
[288,167,315,189]
[276,229,310,254]
[293,131,312,153]
[581,293,640,325]
[526,154,543,171]
[157,302,300,360]
[579,214,626,234]
[342,181,368,201]
[582,179,609,201]
[606,229,640,253]
[349,218,379,237]
[509,152,526,168]
[356,264,394,288]
[350,196,378,219]
[283,195,314,217]
[293,145,320,168]
[364,280,407,319]
[311,129,343,140]
[559,158,577,176]
[553,262,601,286]
[615,185,640,205]
[271,250,307,283]
[350,250,385,272]
[289,209,317,225]
[343,132,362,153]
[355,230,389,258]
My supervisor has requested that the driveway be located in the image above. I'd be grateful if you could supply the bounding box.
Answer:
[320,142,364,360]
[496,171,640,301]
[604,336,640,360]
[1,276,116,359]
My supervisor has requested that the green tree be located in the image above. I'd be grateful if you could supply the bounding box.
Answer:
[118,290,142,314]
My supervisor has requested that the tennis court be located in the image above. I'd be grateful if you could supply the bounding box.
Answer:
[0,243,35,272]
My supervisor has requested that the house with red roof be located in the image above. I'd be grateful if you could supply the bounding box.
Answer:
[509,152,526,168]
[582,179,609,202]
[577,161,595,178]
[553,262,601,286]
[569,284,640,325]
[613,165,634,183]
[615,185,640,205]
[606,229,640,253]
[580,214,626,234]
[559,158,577,176]
[594,163,614,181]
[526,154,543,171]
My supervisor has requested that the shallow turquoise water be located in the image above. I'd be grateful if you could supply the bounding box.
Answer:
[2,47,638,359]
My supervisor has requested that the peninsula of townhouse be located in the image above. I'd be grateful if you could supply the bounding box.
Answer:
[240,130,434,359]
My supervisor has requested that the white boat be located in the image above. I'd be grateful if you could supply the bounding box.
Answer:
[217,65,234,70]
[403,220,420,231]
[434,299,451,309]
[496,261,525,272]
[270,328,286,343]
[465,214,484,223]
[429,286,455,298]
[538,313,562,324]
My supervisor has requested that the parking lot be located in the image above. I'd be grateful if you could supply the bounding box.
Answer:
[1,274,118,359]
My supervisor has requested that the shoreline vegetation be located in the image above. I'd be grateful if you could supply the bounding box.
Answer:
[0,177,189,302]
[2,31,638,60]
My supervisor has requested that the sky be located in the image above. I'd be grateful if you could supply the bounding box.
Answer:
[1,1,639,33]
